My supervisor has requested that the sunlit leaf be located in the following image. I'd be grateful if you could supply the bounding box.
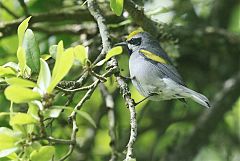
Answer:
[18,16,31,47]
[110,0,124,16]
[106,46,123,60]
[49,45,58,59]
[5,152,18,160]
[51,41,64,79]
[0,147,18,158]
[52,106,96,128]
[23,29,40,73]
[6,77,36,87]
[17,47,26,76]
[44,109,62,118]
[37,59,51,94]
[0,127,20,150]
[10,113,38,125]
[30,146,55,161]
[2,62,19,72]
[27,103,40,133]
[95,46,123,66]
[47,47,74,93]
[41,54,51,60]
[0,67,16,77]
[74,45,88,65]
[5,85,41,103]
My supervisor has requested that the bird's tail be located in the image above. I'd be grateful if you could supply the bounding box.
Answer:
[181,86,211,108]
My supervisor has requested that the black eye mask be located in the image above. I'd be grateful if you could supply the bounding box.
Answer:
[127,37,142,46]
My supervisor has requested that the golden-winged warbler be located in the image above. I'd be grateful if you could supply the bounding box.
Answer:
[116,30,210,108]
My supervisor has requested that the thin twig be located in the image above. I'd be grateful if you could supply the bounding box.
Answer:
[18,0,29,16]
[87,0,137,160]
[0,2,19,18]
[99,83,118,161]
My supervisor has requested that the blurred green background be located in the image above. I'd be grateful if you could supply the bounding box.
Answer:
[0,0,240,161]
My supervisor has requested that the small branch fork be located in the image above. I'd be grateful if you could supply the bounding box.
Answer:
[87,0,137,160]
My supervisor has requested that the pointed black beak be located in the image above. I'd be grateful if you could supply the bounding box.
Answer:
[114,42,127,47]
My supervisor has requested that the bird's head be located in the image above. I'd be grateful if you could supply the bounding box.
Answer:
[115,29,155,54]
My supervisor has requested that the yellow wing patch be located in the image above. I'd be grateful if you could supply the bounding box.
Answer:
[126,28,144,41]
[140,49,168,64]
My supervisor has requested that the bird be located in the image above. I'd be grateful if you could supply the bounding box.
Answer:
[116,30,211,108]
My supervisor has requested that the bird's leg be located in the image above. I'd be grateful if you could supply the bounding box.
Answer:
[134,93,158,106]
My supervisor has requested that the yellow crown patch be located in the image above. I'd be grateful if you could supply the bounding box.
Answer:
[126,28,144,41]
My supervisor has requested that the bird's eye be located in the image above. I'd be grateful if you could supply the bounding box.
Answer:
[128,37,142,46]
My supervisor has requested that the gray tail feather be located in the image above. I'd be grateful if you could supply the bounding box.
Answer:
[181,87,211,108]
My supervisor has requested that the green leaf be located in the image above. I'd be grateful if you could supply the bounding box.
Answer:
[18,16,31,47]
[106,46,123,60]
[74,45,88,65]
[2,62,19,72]
[49,45,58,59]
[5,85,41,103]
[30,146,55,161]
[37,59,51,94]
[10,113,38,125]
[95,46,123,66]
[0,67,16,77]
[110,0,124,16]
[52,106,96,128]
[51,41,64,79]
[41,54,51,60]
[44,109,62,118]
[6,77,36,87]
[23,29,40,73]
[0,127,20,150]
[5,152,18,160]
[27,103,40,133]
[17,47,26,76]
[47,47,74,93]
[0,147,18,158]
[76,110,97,128]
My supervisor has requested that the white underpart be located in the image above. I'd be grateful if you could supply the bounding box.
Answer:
[160,78,210,108]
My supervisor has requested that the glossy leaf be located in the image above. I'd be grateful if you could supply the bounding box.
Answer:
[6,77,36,87]
[17,47,26,76]
[44,109,62,118]
[76,110,97,128]
[18,16,31,47]
[0,127,20,150]
[95,46,123,66]
[10,113,38,125]
[23,29,40,73]
[37,59,51,94]
[0,67,16,77]
[106,46,123,60]
[51,41,64,79]
[47,47,74,93]
[27,103,40,133]
[30,146,55,161]
[2,62,19,72]
[110,0,124,16]
[41,54,51,60]
[74,45,88,65]
[0,147,18,158]
[52,106,96,128]
[5,85,41,103]
[49,45,57,59]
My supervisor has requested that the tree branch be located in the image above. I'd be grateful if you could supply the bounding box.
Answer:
[99,83,118,161]
[18,0,29,16]
[87,1,137,160]
[0,2,19,18]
